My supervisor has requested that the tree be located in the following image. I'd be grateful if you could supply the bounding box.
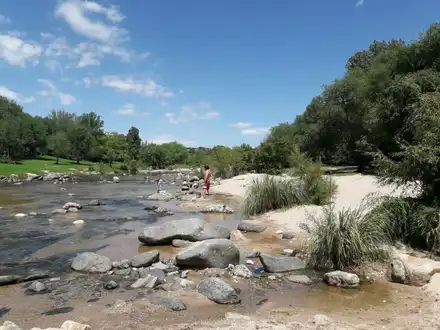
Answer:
[67,124,92,164]
[103,132,128,166]
[47,132,70,164]
[126,126,141,160]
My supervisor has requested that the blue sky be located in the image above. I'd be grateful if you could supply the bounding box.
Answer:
[0,0,438,147]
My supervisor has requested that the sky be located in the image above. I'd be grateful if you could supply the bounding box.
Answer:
[0,0,439,147]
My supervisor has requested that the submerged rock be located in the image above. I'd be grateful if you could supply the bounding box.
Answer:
[175,239,240,269]
[324,271,359,288]
[201,204,234,214]
[138,218,230,245]
[286,275,313,285]
[198,277,240,304]
[237,220,267,233]
[259,253,306,273]
[71,252,112,273]
[147,191,174,202]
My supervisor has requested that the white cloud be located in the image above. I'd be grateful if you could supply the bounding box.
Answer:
[0,14,11,24]
[100,75,173,98]
[148,134,193,146]
[165,102,220,125]
[113,103,151,116]
[231,122,252,129]
[55,0,127,44]
[0,86,35,103]
[355,0,364,7]
[0,34,41,67]
[241,127,270,136]
[83,77,92,88]
[44,59,63,73]
[37,79,76,105]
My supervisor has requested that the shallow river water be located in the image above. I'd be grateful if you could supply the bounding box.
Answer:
[0,178,432,329]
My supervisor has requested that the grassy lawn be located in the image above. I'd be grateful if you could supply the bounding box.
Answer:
[0,156,115,176]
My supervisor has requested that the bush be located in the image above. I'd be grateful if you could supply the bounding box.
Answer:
[87,164,95,172]
[243,175,302,217]
[128,160,139,175]
[301,204,391,270]
[95,162,106,174]
[119,163,129,172]
[370,196,440,251]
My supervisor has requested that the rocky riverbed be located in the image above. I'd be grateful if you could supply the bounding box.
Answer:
[0,176,439,329]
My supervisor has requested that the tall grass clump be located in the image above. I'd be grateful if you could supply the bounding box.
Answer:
[243,175,301,217]
[300,204,391,270]
[370,196,440,251]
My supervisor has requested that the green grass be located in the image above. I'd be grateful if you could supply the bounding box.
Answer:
[300,204,391,270]
[0,156,116,176]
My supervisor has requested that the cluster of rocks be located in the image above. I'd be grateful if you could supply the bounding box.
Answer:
[0,172,73,184]
[0,320,90,330]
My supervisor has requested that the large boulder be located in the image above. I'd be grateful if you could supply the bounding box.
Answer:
[147,191,174,202]
[198,277,240,304]
[387,253,439,286]
[175,239,239,269]
[237,220,267,233]
[130,250,160,268]
[324,271,360,288]
[201,204,234,214]
[71,252,112,273]
[0,321,22,330]
[259,253,306,273]
[138,218,230,245]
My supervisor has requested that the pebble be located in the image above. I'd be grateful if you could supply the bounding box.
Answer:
[167,271,179,276]
[282,249,294,255]
[275,230,283,234]
[246,260,254,265]
[180,270,189,278]
[28,281,46,292]
[29,212,38,216]
[282,232,296,239]
[73,220,84,225]
[14,213,27,218]
[268,275,277,280]
[104,280,119,290]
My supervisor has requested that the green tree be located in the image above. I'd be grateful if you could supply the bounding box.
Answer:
[47,132,70,164]
[67,124,92,164]
[126,126,141,160]
[103,132,128,166]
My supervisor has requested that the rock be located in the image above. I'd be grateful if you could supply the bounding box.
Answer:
[230,230,248,242]
[229,264,252,279]
[14,213,27,218]
[172,239,193,248]
[29,212,38,216]
[52,208,67,215]
[0,321,23,330]
[72,220,84,225]
[138,218,229,245]
[112,259,131,269]
[387,253,438,286]
[143,204,158,211]
[259,253,306,273]
[0,275,23,286]
[60,321,91,330]
[175,239,240,269]
[147,191,174,202]
[71,252,112,273]
[200,268,226,278]
[198,277,240,304]
[138,268,166,284]
[68,207,79,212]
[104,280,119,290]
[286,275,313,285]
[282,249,294,255]
[28,281,47,293]
[246,251,261,258]
[114,268,131,276]
[324,271,360,288]
[113,176,120,183]
[224,312,251,321]
[309,314,332,326]
[154,207,174,216]
[268,275,277,280]
[170,278,196,291]
[130,250,160,268]
[151,261,177,273]
[151,296,187,311]
[201,204,234,214]
[237,220,267,233]
[130,274,159,289]
[63,202,82,210]
[282,232,296,239]
[88,200,101,206]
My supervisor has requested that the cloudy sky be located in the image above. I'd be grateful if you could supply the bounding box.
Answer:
[0,0,438,146]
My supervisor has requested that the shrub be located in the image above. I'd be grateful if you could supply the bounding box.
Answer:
[370,196,440,251]
[87,164,95,172]
[128,159,139,175]
[243,175,302,217]
[301,204,391,270]
[95,162,106,174]
[119,163,129,172]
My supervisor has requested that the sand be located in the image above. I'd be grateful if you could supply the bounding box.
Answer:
[212,173,412,233]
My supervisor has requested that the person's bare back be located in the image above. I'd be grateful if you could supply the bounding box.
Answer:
[203,165,211,196]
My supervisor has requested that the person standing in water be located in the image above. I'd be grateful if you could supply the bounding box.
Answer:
[203,165,212,196]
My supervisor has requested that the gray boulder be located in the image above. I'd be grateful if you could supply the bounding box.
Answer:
[201,204,234,214]
[198,277,240,304]
[151,296,187,311]
[0,275,23,286]
[138,218,230,245]
[175,239,240,269]
[147,191,174,202]
[154,207,174,216]
[237,220,267,233]
[27,281,47,293]
[259,253,306,273]
[324,271,360,288]
[71,252,112,273]
[130,250,160,268]
[63,202,82,210]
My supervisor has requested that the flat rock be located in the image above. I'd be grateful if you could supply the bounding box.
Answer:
[175,239,240,269]
[63,202,82,210]
[71,252,112,273]
[170,278,197,291]
[88,200,101,206]
[154,207,174,216]
[147,192,174,202]
[198,277,240,304]
[112,259,131,269]
[0,275,23,286]
[324,271,359,288]
[237,220,267,233]
[60,320,91,330]
[286,275,313,285]
[151,296,187,311]
[138,218,229,245]
[130,250,160,268]
[14,213,27,218]
[172,239,192,248]
[201,204,234,214]
[282,232,296,239]
[259,253,306,273]
[52,208,67,215]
